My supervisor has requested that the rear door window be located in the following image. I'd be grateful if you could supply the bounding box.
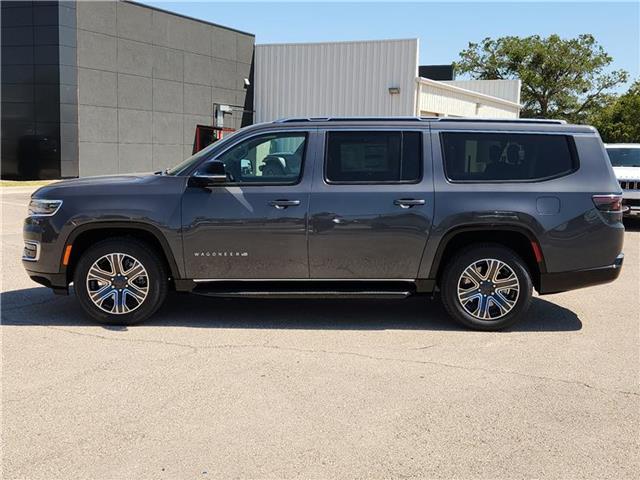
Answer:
[441,132,577,182]
[325,131,422,183]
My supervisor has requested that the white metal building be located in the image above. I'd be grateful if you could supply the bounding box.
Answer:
[254,39,521,122]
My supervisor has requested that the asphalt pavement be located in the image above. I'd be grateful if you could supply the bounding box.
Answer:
[1,186,638,479]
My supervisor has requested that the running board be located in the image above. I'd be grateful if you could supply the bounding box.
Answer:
[191,280,416,299]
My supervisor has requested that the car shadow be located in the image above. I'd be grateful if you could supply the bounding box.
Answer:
[1,287,582,332]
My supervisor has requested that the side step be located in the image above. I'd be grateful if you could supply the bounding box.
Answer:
[192,280,416,299]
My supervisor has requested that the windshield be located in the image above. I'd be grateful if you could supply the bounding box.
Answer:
[606,148,640,168]
[165,130,242,176]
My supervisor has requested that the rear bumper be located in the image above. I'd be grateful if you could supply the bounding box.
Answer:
[539,254,624,294]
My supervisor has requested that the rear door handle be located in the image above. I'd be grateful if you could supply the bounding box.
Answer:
[394,198,425,208]
[269,199,301,209]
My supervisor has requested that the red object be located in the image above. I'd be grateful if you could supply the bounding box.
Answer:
[530,241,543,263]
[193,125,236,154]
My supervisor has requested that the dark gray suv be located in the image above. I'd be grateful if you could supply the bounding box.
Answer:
[22,117,625,330]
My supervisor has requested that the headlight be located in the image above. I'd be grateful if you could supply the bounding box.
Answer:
[28,199,63,216]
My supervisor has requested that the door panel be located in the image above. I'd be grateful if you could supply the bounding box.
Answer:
[309,130,434,279]
[181,130,318,279]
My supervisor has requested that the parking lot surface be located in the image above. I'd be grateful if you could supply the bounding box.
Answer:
[1,186,639,479]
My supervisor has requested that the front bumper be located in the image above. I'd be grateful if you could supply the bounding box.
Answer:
[24,269,69,294]
[23,214,70,294]
[621,190,640,216]
[538,254,624,294]
[622,202,640,216]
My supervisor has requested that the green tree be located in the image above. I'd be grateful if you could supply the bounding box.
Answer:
[591,80,640,142]
[455,34,628,122]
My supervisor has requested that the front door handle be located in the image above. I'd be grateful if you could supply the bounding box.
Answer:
[269,199,301,209]
[394,198,425,208]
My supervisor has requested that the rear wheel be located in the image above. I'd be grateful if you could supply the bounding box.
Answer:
[440,244,533,331]
[73,238,167,325]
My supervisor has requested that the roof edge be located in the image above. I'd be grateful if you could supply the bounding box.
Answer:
[418,77,522,109]
[125,1,255,36]
[257,38,418,48]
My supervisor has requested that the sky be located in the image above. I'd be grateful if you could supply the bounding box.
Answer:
[143,1,640,92]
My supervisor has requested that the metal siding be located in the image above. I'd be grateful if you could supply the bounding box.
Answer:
[419,79,520,119]
[255,39,418,122]
[441,79,521,104]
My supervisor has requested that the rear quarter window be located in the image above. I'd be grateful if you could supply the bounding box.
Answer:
[441,132,578,182]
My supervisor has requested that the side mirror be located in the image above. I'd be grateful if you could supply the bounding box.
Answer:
[190,161,227,187]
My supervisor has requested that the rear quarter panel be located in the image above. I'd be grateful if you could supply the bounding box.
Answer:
[418,126,624,278]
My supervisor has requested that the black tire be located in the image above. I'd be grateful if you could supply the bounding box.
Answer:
[440,243,533,331]
[73,238,168,325]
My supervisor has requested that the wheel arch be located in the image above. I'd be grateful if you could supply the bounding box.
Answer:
[63,222,181,285]
[428,225,546,290]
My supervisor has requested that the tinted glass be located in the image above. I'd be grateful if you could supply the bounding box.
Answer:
[606,148,640,167]
[326,131,422,183]
[441,132,576,181]
[198,133,306,184]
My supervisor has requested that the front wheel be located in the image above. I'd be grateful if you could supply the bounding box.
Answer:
[73,238,168,325]
[440,244,533,331]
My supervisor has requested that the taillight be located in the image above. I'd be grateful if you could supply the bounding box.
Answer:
[592,194,623,212]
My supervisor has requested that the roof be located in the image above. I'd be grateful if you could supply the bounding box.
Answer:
[274,117,566,125]
[253,117,596,134]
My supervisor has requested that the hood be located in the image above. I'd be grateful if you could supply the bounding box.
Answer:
[32,172,159,198]
[613,166,640,181]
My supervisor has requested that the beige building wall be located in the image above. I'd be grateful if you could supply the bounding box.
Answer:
[255,39,419,122]
[418,78,520,118]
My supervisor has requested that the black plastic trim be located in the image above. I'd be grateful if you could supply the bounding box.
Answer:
[64,221,181,280]
[539,254,624,294]
[26,272,68,292]
[428,224,547,279]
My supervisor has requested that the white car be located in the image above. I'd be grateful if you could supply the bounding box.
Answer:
[605,143,640,216]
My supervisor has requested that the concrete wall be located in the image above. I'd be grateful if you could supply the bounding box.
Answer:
[255,39,418,123]
[76,0,254,176]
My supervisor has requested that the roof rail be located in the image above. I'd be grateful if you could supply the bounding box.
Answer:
[274,116,429,123]
[430,117,567,125]
[273,116,567,125]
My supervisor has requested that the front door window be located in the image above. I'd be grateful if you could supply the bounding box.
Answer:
[201,133,307,185]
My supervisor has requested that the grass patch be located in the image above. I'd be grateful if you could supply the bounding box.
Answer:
[0,180,56,187]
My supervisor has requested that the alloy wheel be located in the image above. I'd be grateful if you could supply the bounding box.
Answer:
[457,258,520,320]
[86,253,149,314]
